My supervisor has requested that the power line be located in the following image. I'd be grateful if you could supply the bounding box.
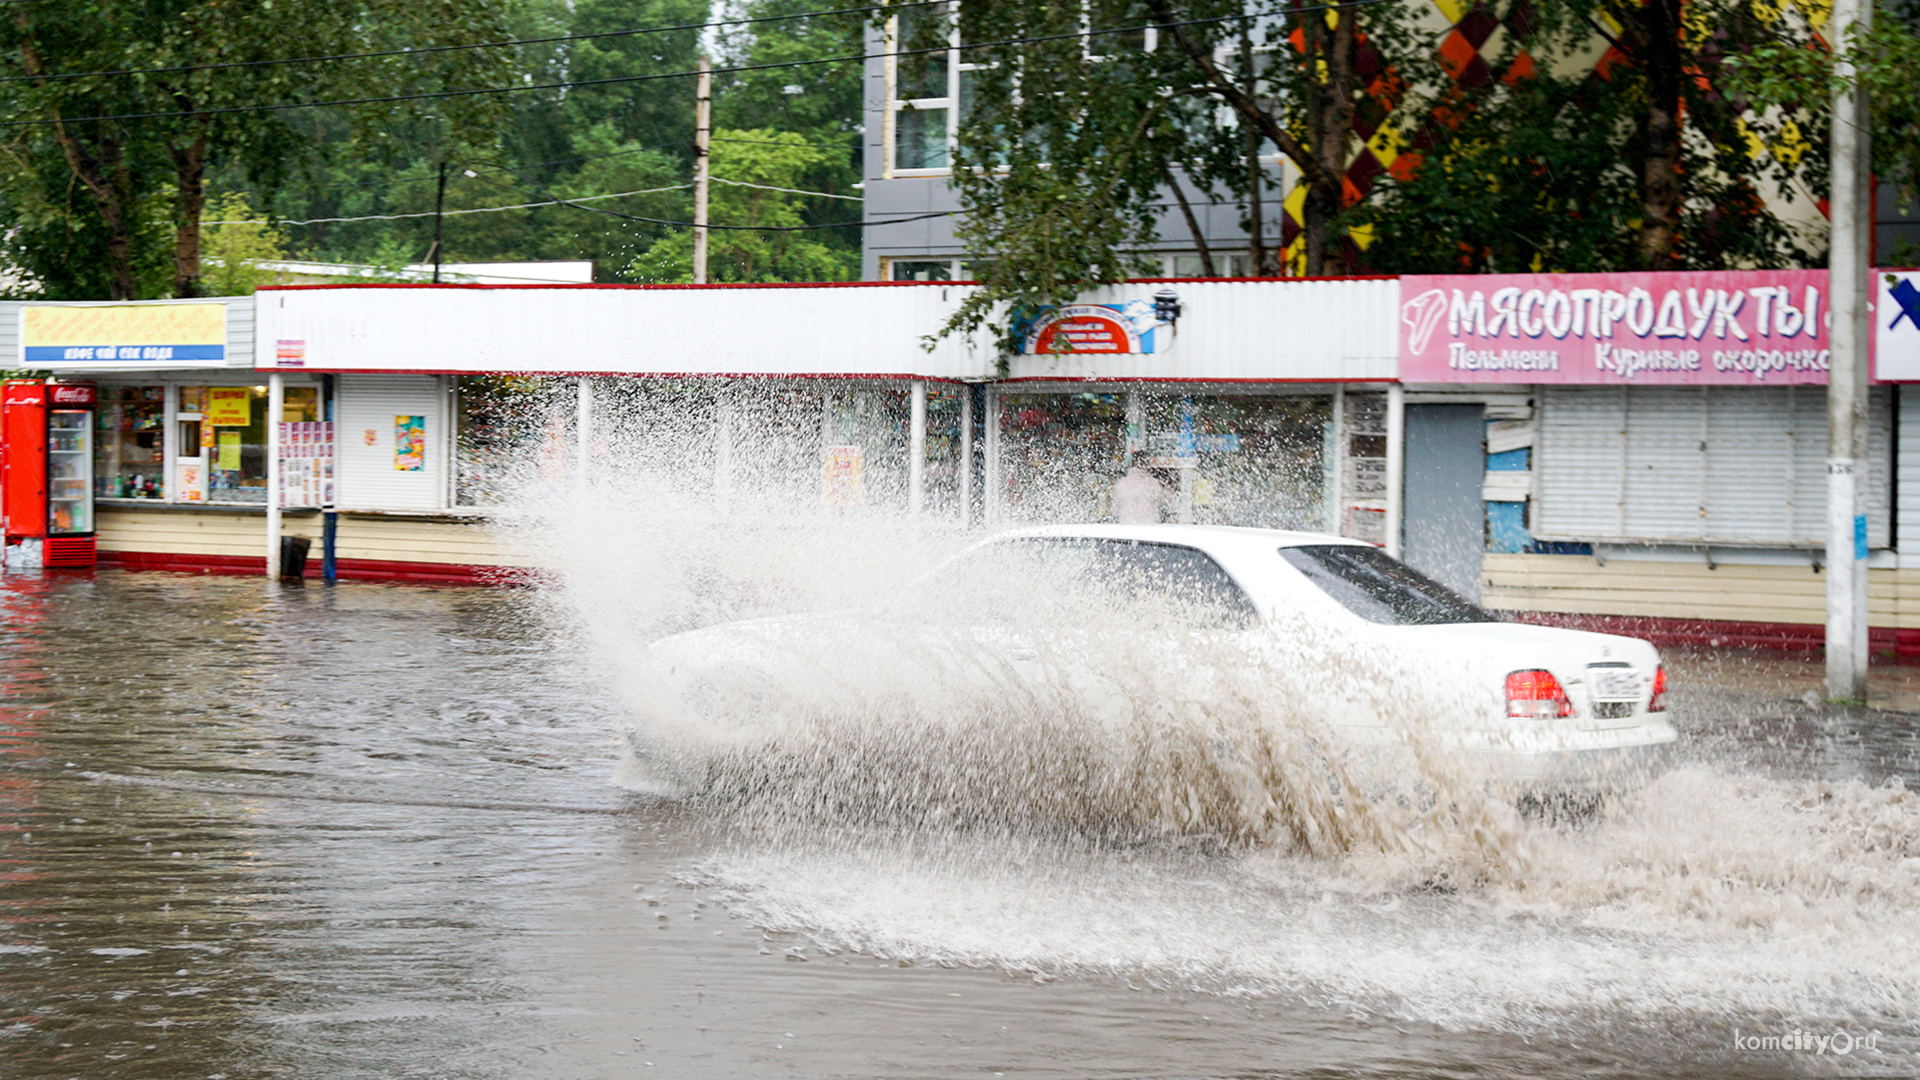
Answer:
[710,176,862,201]
[0,0,935,85]
[208,175,864,225]
[549,201,946,232]
[712,135,859,149]
[205,183,695,226]
[1,0,1393,129]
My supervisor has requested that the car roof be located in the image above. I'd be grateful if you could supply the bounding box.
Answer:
[987,523,1374,560]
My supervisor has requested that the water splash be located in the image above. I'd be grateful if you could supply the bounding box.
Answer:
[506,381,1920,1064]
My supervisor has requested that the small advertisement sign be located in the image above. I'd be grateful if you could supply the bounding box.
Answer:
[207,388,251,427]
[1400,270,1833,385]
[1016,300,1162,355]
[20,303,227,365]
[822,444,864,507]
[394,415,425,471]
[1875,270,1920,381]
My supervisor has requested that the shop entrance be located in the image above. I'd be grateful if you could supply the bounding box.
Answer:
[1403,403,1486,601]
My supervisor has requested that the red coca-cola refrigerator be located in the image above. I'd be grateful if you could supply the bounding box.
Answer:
[3,380,98,569]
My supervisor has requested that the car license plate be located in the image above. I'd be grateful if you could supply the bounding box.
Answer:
[1587,665,1641,702]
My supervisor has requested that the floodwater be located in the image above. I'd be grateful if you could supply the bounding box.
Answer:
[2,567,1918,1079]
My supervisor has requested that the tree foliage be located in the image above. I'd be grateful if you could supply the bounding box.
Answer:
[1,0,512,300]
[2,0,864,299]
[1359,0,1826,274]
[915,0,1428,348]
[628,129,859,283]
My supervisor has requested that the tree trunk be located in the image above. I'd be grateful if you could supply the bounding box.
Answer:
[1622,0,1684,270]
[169,129,208,298]
[1303,13,1358,277]
[1144,0,1343,274]
[21,26,139,299]
[1240,20,1267,276]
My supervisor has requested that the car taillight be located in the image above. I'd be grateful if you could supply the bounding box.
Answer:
[1506,669,1572,719]
[1648,664,1667,712]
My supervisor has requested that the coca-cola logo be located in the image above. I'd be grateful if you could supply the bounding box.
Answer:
[48,384,96,405]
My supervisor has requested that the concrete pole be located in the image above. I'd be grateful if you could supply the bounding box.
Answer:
[1384,382,1406,558]
[714,387,734,517]
[959,386,973,527]
[1330,383,1346,535]
[984,386,1002,526]
[693,57,712,285]
[908,380,927,519]
[576,378,593,489]
[265,372,283,577]
[1827,0,1873,701]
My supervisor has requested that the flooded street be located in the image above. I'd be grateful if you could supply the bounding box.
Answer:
[2,568,1916,1079]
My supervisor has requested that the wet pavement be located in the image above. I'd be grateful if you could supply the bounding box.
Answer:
[1,568,1915,1079]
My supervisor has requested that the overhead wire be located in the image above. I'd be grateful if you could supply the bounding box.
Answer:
[0,0,1396,129]
[207,176,869,225]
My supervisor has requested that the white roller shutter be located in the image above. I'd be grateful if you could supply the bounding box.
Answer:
[1533,388,1627,539]
[336,374,449,511]
[1536,385,1891,548]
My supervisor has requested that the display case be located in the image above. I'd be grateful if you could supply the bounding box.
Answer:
[97,385,166,498]
[47,407,93,534]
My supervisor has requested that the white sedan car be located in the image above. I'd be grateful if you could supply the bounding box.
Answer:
[631,524,1677,813]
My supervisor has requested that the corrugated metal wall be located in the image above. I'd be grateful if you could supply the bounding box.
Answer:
[253,280,1400,383]
[336,374,448,512]
[1534,385,1893,548]
[1002,278,1400,383]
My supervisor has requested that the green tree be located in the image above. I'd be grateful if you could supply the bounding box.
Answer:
[198,191,292,294]
[1,0,512,299]
[915,0,1428,348]
[1361,1,1826,274]
[627,129,857,282]
[1727,8,1920,217]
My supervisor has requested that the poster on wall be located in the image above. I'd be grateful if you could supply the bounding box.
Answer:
[822,444,863,507]
[278,421,336,507]
[207,387,251,426]
[1399,270,1835,385]
[176,460,206,502]
[394,415,426,471]
[216,431,241,470]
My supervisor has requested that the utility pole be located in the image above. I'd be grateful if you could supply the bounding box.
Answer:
[693,56,712,285]
[431,160,448,284]
[1827,0,1873,701]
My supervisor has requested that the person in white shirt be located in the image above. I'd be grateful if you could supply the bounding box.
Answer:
[1110,453,1174,524]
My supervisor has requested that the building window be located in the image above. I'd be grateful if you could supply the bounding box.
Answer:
[889,3,970,174]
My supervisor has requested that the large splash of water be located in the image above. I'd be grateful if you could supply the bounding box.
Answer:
[503,382,1920,1066]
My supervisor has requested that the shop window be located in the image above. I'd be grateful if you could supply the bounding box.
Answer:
[1144,394,1333,531]
[998,392,1128,523]
[998,392,1334,529]
[96,385,167,499]
[175,384,319,504]
[455,375,568,507]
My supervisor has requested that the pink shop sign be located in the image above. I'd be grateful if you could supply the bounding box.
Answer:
[1399,270,1836,385]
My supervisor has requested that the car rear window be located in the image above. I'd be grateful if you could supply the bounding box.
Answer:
[1278,544,1496,626]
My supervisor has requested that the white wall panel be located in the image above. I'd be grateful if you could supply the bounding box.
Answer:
[336,374,447,512]
[251,279,1400,383]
